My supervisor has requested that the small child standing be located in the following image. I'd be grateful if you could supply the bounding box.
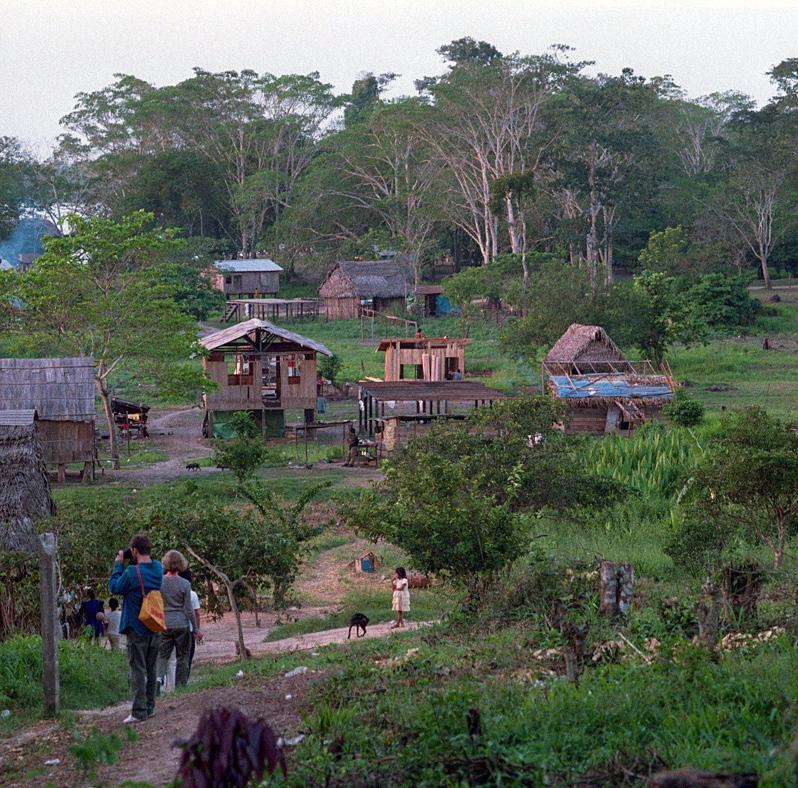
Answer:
[391,567,410,629]
[105,598,122,650]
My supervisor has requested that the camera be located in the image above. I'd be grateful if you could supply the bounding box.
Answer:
[123,548,136,564]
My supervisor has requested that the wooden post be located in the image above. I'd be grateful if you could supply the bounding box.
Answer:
[57,464,66,484]
[599,560,634,616]
[38,533,60,717]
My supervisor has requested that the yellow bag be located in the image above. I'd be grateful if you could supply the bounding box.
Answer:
[135,566,166,633]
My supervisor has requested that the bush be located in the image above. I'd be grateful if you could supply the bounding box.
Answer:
[684,273,760,329]
[318,352,342,384]
[663,388,705,427]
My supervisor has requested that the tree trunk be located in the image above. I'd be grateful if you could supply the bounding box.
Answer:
[695,582,722,648]
[758,249,772,290]
[184,545,249,660]
[599,560,634,616]
[96,377,119,470]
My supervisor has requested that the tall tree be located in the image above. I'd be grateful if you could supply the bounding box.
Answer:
[419,45,581,266]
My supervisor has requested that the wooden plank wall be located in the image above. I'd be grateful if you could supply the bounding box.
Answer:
[203,358,264,411]
[324,297,360,320]
[39,420,95,464]
[279,353,317,410]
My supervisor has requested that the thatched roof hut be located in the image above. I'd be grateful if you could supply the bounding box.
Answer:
[0,410,55,553]
[319,261,413,319]
[0,357,96,465]
[543,324,629,374]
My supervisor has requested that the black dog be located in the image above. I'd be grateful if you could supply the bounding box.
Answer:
[347,613,369,639]
[185,463,200,472]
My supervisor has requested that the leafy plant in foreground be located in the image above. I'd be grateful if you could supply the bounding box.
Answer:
[175,707,285,786]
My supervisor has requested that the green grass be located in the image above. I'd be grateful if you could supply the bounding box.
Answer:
[0,636,130,736]
[266,586,456,641]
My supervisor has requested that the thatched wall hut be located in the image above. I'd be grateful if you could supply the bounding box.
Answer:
[319,261,413,319]
[0,410,55,553]
[0,357,96,468]
[543,324,630,374]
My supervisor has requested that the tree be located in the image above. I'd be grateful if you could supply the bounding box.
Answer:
[629,271,707,365]
[419,47,582,265]
[211,411,269,483]
[16,211,206,468]
[684,408,798,568]
[0,137,29,241]
[147,480,325,657]
[343,398,621,597]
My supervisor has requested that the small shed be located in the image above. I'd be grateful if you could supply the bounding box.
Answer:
[377,337,469,382]
[0,357,96,477]
[543,324,631,375]
[213,259,283,299]
[414,285,444,317]
[319,261,413,319]
[200,319,333,438]
[349,551,378,574]
[0,410,55,553]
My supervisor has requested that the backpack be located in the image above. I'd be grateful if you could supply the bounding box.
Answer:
[135,565,166,633]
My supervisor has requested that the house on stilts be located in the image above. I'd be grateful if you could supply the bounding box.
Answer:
[199,319,333,438]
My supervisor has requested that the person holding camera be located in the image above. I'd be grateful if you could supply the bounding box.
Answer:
[109,534,163,723]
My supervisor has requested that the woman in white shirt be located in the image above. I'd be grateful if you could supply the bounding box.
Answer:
[391,567,410,629]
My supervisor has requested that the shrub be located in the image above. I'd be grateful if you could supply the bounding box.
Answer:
[318,352,342,384]
[663,388,705,427]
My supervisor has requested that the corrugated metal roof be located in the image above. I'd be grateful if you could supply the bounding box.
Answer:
[0,357,95,422]
[549,375,674,400]
[214,259,283,273]
[0,409,37,425]
[200,319,333,357]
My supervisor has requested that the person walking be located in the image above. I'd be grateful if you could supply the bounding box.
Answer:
[179,568,203,680]
[391,567,410,629]
[80,589,105,642]
[109,534,163,724]
[157,550,196,689]
[105,598,122,650]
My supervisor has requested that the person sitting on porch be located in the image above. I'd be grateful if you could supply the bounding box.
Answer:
[452,368,462,381]
[343,427,360,467]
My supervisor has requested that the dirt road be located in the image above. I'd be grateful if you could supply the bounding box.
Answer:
[0,620,428,787]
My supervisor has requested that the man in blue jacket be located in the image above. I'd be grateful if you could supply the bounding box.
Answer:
[109,534,163,723]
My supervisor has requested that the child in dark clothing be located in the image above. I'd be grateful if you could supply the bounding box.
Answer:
[80,589,105,641]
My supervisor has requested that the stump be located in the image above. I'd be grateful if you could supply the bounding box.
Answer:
[722,562,763,619]
[599,560,633,616]
[696,583,723,648]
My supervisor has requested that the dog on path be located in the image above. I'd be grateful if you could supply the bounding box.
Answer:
[347,613,369,639]
[185,462,200,472]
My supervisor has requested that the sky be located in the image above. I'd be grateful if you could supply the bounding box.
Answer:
[1,0,797,152]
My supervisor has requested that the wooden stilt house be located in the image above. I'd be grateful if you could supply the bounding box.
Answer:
[200,319,333,438]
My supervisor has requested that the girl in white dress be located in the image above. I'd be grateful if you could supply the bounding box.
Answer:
[391,567,410,629]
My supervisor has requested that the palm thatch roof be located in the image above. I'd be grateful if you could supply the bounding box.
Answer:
[0,415,55,553]
[319,261,413,299]
[200,319,333,356]
[0,357,95,422]
[543,324,628,373]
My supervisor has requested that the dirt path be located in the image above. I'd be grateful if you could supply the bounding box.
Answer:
[0,620,428,787]
[102,406,215,486]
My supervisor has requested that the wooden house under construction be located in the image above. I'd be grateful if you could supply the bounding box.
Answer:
[377,337,469,381]
[200,319,332,438]
[0,410,55,554]
[542,324,675,435]
[0,357,96,479]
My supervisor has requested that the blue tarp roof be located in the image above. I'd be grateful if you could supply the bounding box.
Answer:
[550,375,673,400]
